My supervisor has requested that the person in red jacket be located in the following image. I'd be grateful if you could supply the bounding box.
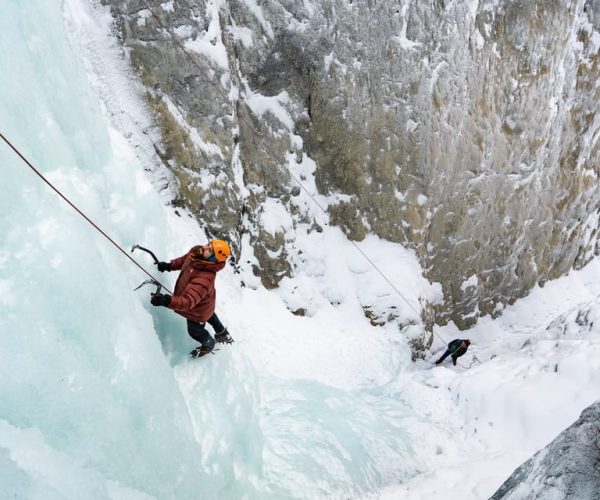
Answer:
[150,239,233,358]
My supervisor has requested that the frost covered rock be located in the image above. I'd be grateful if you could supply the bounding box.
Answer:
[104,0,600,330]
[491,401,600,500]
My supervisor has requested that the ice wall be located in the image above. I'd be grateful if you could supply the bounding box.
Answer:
[0,2,210,497]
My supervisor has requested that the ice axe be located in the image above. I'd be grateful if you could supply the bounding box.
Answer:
[131,245,173,295]
[133,278,163,295]
[131,244,160,265]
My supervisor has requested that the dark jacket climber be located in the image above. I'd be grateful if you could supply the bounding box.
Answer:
[435,339,471,366]
[150,240,234,358]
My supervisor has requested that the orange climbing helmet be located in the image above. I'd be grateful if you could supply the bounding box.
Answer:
[211,239,231,262]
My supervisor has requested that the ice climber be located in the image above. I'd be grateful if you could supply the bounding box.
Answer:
[435,339,471,366]
[150,240,234,358]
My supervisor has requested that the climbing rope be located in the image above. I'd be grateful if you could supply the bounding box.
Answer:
[0,131,172,294]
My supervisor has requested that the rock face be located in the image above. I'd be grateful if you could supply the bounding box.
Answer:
[491,401,600,500]
[102,0,600,331]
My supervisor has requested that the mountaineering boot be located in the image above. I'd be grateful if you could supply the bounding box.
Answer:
[215,329,234,344]
[190,346,214,359]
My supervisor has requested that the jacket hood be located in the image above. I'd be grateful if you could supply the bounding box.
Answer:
[189,256,226,273]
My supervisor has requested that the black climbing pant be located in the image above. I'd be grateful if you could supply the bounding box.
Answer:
[187,313,225,350]
[435,349,456,365]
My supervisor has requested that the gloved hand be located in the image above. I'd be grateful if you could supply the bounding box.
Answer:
[157,261,171,272]
[151,293,171,307]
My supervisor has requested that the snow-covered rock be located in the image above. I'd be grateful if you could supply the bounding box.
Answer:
[103,0,600,332]
[491,400,600,500]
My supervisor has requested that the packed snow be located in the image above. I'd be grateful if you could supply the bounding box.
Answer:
[0,1,598,499]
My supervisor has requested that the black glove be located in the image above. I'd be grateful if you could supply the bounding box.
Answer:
[157,261,171,272]
[151,293,171,307]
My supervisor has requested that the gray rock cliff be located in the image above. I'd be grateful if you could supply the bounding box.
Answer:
[101,0,600,340]
[491,400,600,500]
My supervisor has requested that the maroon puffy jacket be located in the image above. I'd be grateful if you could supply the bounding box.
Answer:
[167,248,226,323]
